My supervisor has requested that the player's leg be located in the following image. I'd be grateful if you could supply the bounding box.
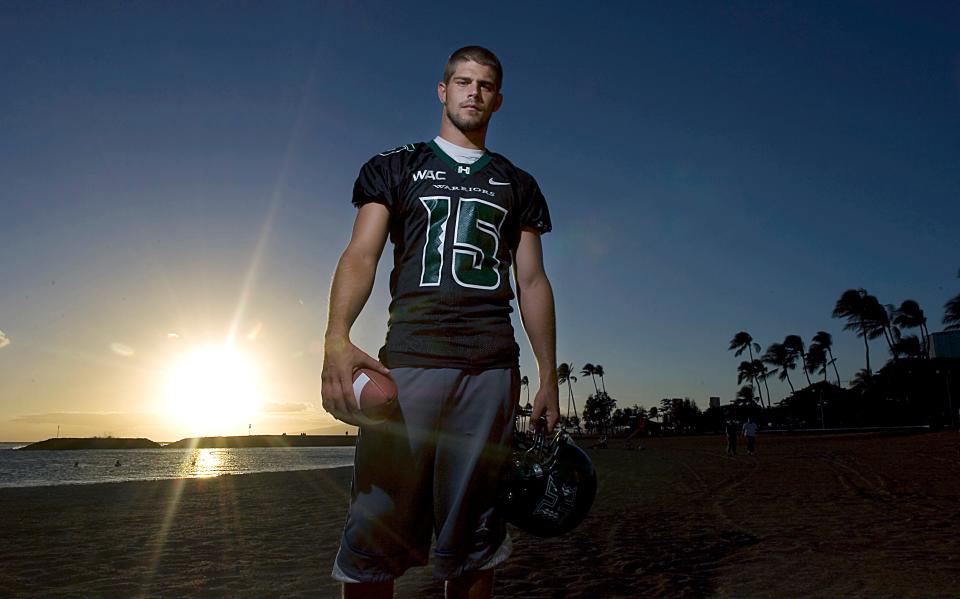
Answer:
[332,368,457,586]
[432,367,518,589]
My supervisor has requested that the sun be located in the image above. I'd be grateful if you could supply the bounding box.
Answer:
[164,344,264,436]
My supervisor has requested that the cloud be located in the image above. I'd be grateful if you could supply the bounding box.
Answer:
[110,342,135,357]
[262,402,310,413]
[0,330,9,348]
[12,411,151,428]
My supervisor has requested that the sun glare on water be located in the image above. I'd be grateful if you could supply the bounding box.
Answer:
[164,344,263,435]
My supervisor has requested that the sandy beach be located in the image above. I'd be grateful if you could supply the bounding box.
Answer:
[3,431,960,598]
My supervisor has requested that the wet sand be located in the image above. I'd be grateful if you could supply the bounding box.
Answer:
[2,431,959,597]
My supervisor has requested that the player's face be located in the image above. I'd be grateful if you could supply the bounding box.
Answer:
[438,61,502,133]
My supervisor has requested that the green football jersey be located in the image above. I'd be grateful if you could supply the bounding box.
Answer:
[352,141,552,369]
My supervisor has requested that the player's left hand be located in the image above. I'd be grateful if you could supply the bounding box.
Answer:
[529,380,560,433]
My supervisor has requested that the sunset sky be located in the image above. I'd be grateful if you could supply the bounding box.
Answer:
[2,2,958,441]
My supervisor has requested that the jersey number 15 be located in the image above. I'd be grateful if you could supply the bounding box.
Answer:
[419,196,507,290]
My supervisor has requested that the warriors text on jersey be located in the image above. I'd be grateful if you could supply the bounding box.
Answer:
[352,141,552,369]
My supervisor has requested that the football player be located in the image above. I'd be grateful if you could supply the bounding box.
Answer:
[321,45,560,599]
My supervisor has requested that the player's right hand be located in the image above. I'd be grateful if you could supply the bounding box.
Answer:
[528,380,560,434]
[321,336,390,426]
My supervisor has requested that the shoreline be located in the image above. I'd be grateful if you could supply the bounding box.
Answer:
[16,434,358,451]
[0,463,355,491]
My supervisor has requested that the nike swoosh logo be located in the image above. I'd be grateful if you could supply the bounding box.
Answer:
[488,178,511,186]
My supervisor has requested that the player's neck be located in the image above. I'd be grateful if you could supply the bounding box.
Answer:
[438,121,487,151]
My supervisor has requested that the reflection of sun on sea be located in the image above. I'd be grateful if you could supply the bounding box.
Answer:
[164,344,263,436]
[185,448,223,478]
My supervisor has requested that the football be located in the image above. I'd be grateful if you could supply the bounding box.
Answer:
[351,368,398,424]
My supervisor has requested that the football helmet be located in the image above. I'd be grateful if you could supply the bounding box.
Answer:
[499,417,597,537]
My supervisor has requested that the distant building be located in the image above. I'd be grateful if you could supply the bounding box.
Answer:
[709,396,721,409]
[930,331,960,359]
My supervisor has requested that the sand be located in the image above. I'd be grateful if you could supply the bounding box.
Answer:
[2,431,960,598]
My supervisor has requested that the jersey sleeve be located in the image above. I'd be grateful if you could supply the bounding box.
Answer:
[351,158,394,209]
[518,176,552,234]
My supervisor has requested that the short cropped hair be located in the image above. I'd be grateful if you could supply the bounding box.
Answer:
[443,46,503,90]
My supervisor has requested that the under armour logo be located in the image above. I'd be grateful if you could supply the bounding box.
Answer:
[458,165,470,175]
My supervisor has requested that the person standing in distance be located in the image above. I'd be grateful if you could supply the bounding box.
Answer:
[725,419,739,456]
[742,417,758,455]
[321,46,560,599]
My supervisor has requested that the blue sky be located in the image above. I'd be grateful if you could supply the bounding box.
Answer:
[1,1,958,440]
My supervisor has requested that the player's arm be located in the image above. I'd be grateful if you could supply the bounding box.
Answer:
[321,202,392,425]
[513,227,560,433]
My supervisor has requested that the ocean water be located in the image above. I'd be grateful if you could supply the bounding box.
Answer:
[0,443,356,489]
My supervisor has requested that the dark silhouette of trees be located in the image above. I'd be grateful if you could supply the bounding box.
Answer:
[762,342,797,394]
[580,364,600,395]
[735,385,759,407]
[812,331,842,385]
[583,391,617,434]
[784,335,812,387]
[891,334,924,359]
[611,404,645,433]
[833,289,875,374]
[729,331,765,406]
[648,406,659,422]
[574,269,959,435]
[891,300,930,357]
[806,343,828,382]
[945,294,960,332]
[737,360,769,407]
[850,368,873,391]
[557,363,581,433]
[594,364,607,393]
[657,397,702,433]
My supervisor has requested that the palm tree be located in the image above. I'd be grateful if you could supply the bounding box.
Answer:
[891,334,924,358]
[594,364,607,393]
[752,359,773,408]
[833,289,874,374]
[557,363,581,432]
[736,360,769,408]
[850,368,874,391]
[580,364,600,395]
[806,343,828,382]
[737,360,756,390]
[729,331,764,406]
[762,342,796,394]
[944,293,960,332]
[735,386,759,410]
[812,331,842,386]
[863,296,896,358]
[891,299,930,357]
[784,335,812,387]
